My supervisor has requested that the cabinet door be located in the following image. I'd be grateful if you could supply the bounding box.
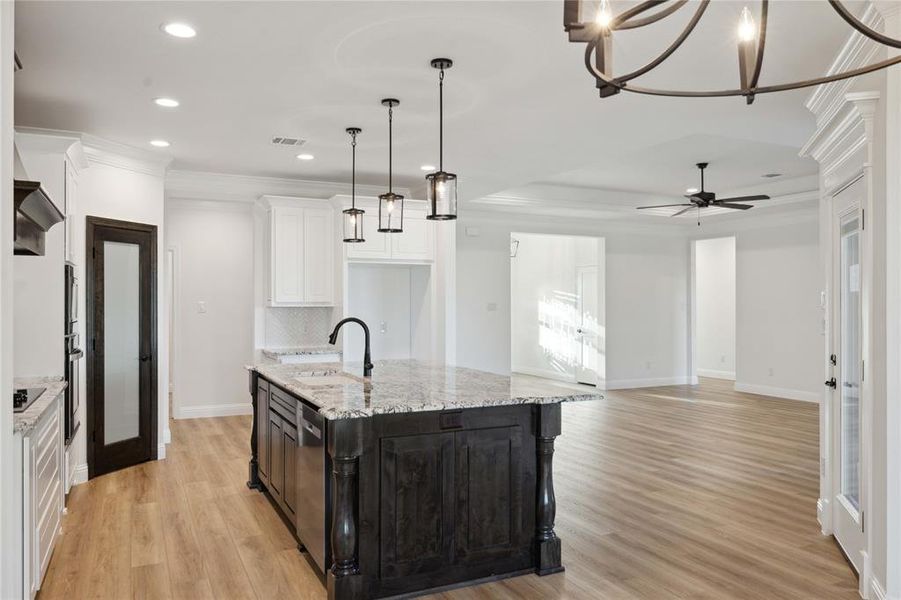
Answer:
[302,208,334,303]
[390,216,433,261]
[271,206,304,305]
[346,213,391,260]
[379,433,454,579]
[282,421,298,518]
[454,426,527,563]
[268,412,284,501]
[257,380,270,483]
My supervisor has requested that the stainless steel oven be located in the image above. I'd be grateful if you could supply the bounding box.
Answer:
[64,262,81,445]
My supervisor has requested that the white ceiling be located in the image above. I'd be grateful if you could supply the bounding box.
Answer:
[13,1,862,212]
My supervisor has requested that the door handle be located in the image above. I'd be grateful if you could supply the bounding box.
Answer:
[825,377,837,389]
[576,328,583,334]
[139,355,152,362]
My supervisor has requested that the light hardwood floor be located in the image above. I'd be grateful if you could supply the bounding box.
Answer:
[38,378,858,600]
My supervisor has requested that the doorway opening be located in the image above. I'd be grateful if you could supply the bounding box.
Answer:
[86,217,158,479]
[691,236,736,381]
[510,233,604,387]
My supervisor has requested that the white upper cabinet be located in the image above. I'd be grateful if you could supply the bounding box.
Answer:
[391,212,433,261]
[341,199,435,263]
[266,199,334,306]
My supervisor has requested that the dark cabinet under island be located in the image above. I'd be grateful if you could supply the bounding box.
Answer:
[246,360,600,600]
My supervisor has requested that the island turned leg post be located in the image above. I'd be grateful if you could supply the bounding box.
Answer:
[536,403,564,575]
[246,371,262,490]
[327,419,364,600]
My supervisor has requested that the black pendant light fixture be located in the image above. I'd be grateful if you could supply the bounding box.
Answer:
[343,127,364,243]
[426,58,458,221]
[378,98,404,233]
[563,0,901,105]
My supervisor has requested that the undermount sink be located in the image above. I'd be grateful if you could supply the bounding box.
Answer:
[293,374,361,387]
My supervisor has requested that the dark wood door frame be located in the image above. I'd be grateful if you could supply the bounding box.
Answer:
[86,216,158,479]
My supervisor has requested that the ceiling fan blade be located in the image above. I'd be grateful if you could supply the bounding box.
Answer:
[672,206,694,217]
[717,202,754,210]
[716,194,770,203]
[637,203,694,210]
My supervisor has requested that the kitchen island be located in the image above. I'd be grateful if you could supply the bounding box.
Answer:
[245,360,600,600]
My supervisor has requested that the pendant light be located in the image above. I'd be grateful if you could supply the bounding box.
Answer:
[378,98,404,233]
[342,127,364,243]
[425,58,458,221]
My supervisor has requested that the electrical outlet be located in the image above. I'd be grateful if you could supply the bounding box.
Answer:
[380,321,387,334]
[645,361,651,370]
[487,302,497,312]
[768,367,774,377]
[721,355,726,363]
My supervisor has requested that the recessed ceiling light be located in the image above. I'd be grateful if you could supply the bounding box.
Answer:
[150,140,170,148]
[296,153,314,160]
[162,22,196,38]
[154,97,179,108]
[420,164,436,171]
[686,187,699,193]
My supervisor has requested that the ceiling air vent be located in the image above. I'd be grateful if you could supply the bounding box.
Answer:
[271,136,306,147]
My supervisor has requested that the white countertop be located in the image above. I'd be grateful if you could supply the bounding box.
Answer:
[13,376,66,435]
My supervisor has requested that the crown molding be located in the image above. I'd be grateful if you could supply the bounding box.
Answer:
[15,126,170,177]
[165,169,410,204]
[805,4,884,129]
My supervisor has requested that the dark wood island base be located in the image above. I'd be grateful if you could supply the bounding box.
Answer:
[245,363,596,600]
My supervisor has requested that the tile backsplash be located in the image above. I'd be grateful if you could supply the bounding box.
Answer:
[264,307,335,348]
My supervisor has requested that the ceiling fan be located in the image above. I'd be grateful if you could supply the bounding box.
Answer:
[637,163,771,225]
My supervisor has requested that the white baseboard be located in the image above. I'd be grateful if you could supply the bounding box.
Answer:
[157,443,167,460]
[163,428,171,444]
[605,375,697,390]
[697,368,736,381]
[176,402,253,419]
[734,382,820,403]
[72,463,88,486]
[511,366,575,384]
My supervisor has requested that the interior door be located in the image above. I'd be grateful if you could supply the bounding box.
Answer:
[576,266,599,386]
[830,180,865,571]
[86,218,157,478]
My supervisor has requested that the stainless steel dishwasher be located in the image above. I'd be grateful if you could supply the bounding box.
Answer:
[295,403,329,572]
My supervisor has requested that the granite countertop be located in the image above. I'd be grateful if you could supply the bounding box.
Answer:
[13,376,67,435]
[261,345,343,359]
[248,359,602,420]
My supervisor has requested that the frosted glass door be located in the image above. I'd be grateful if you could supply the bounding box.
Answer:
[103,241,141,445]
[839,215,861,511]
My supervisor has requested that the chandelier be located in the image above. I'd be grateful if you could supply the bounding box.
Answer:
[563,0,901,104]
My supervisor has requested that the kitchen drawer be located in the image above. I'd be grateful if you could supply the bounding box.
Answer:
[269,387,297,421]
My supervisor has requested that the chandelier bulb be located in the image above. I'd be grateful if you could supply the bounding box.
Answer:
[596,0,613,28]
[738,6,756,42]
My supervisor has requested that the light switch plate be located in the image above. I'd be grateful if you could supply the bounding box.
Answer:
[197,301,207,314]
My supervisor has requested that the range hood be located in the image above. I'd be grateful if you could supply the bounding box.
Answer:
[14,180,64,256]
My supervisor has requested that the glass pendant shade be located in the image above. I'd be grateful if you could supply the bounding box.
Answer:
[343,126,364,243]
[343,207,364,243]
[426,58,458,221]
[378,192,404,233]
[426,170,457,220]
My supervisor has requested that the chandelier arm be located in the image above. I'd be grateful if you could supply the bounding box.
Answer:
[586,53,901,98]
[613,0,710,83]
[748,0,768,90]
[617,0,689,30]
[829,0,901,49]
[611,0,669,30]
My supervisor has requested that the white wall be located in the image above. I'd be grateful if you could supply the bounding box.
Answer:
[734,220,821,402]
[166,199,254,418]
[1,4,19,597]
[693,237,736,380]
[605,234,691,388]
[74,152,169,474]
[457,213,689,387]
[12,138,70,379]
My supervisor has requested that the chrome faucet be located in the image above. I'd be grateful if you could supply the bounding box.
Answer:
[328,317,373,377]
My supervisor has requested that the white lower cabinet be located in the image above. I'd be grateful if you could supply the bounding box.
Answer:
[21,393,64,599]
